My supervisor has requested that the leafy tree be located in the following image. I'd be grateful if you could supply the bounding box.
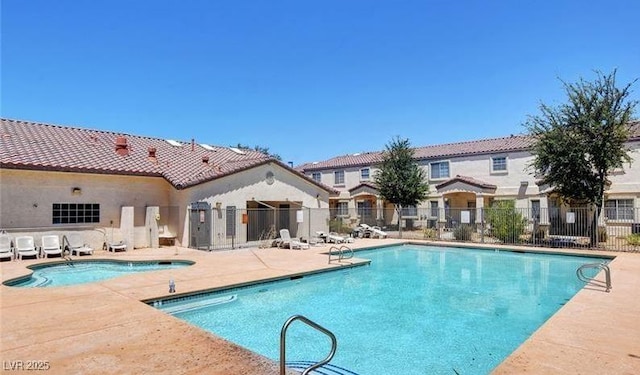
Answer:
[525,70,637,245]
[374,137,429,238]
[234,143,282,161]
[485,200,527,243]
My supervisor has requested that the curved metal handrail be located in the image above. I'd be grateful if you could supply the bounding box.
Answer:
[576,262,611,292]
[328,245,353,264]
[339,245,353,260]
[280,314,337,375]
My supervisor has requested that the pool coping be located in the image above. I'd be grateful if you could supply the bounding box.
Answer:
[1,239,639,374]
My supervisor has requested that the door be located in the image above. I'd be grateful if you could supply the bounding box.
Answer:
[189,202,211,249]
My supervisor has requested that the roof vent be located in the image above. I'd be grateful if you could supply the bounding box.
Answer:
[202,155,210,164]
[148,147,157,158]
[115,136,129,156]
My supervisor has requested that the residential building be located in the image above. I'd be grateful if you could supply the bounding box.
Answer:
[297,124,640,237]
[0,119,333,250]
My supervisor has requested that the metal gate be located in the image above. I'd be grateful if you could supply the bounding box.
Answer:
[189,202,211,250]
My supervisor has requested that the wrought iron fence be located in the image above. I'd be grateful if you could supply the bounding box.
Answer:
[178,205,640,252]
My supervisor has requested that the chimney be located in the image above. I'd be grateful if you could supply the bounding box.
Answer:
[202,155,209,165]
[115,136,129,156]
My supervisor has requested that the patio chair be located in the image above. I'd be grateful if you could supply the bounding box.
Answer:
[15,236,39,260]
[64,233,94,256]
[0,233,14,260]
[107,240,127,252]
[279,229,309,250]
[327,232,354,244]
[40,235,63,258]
[359,223,388,239]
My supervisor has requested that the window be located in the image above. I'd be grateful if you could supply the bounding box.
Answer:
[52,203,100,224]
[334,170,345,185]
[402,205,418,217]
[226,206,236,236]
[357,200,372,218]
[605,199,634,221]
[430,161,449,179]
[430,201,439,218]
[336,202,349,216]
[531,200,540,220]
[491,156,507,172]
[360,168,370,181]
[311,172,321,182]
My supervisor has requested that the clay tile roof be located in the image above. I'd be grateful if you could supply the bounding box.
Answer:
[435,175,497,190]
[348,181,378,192]
[296,152,383,172]
[0,118,331,191]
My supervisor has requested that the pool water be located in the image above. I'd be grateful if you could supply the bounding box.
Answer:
[158,245,605,374]
[5,260,191,287]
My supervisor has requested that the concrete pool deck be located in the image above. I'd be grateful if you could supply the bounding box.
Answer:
[1,240,639,374]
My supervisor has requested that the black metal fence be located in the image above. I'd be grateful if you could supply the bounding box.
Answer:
[178,205,640,252]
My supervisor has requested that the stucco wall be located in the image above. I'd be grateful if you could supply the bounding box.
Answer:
[170,162,330,247]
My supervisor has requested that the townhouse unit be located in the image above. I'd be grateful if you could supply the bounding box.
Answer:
[0,119,333,250]
[297,124,640,236]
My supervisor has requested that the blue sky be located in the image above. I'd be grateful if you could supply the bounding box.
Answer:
[2,0,639,166]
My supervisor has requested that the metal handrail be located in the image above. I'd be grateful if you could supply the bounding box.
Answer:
[280,315,337,375]
[328,245,353,264]
[577,262,611,292]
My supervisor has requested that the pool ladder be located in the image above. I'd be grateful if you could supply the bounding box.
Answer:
[328,245,353,264]
[576,262,612,292]
[280,315,337,375]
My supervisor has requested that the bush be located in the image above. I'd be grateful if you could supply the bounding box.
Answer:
[485,200,527,243]
[329,218,350,233]
[423,227,437,240]
[453,225,473,241]
[627,233,640,246]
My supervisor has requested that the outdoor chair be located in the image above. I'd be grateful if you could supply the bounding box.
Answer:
[15,236,39,260]
[40,235,63,258]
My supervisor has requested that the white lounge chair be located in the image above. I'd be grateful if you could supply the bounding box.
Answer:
[65,233,94,256]
[107,240,127,252]
[40,235,63,258]
[359,223,388,239]
[279,229,310,250]
[15,236,39,260]
[0,233,14,260]
[327,232,354,244]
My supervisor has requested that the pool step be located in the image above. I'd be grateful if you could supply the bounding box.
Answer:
[286,361,360,375]
[158,294,238,314]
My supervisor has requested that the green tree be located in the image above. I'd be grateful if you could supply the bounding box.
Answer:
[526,70,637,244]
[374,137,429,238]
[485,200,527,243]
[234,143,282,161]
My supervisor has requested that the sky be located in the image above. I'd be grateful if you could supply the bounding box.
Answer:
[1,0,639,166]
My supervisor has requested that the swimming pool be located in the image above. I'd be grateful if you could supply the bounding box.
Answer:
[4,260,193,287]
[155,245,606,374]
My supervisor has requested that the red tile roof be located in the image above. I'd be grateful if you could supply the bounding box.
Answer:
[0,118,331,191]
[297,120,640,172]
[435,175,497,190]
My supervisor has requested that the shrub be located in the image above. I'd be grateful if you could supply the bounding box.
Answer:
[485,200,527,243]
[423,227,437,240]
[627,233,640,246]
[453,225,473,241]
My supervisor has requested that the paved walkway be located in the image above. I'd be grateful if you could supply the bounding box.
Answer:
[1,240,639,374]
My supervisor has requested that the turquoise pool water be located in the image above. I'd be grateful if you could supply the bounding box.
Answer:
[156,245,606,374]
[5,260,191,287]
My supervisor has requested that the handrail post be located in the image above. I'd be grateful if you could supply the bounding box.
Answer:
[280,315,337,375]
[576,262,611,292]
